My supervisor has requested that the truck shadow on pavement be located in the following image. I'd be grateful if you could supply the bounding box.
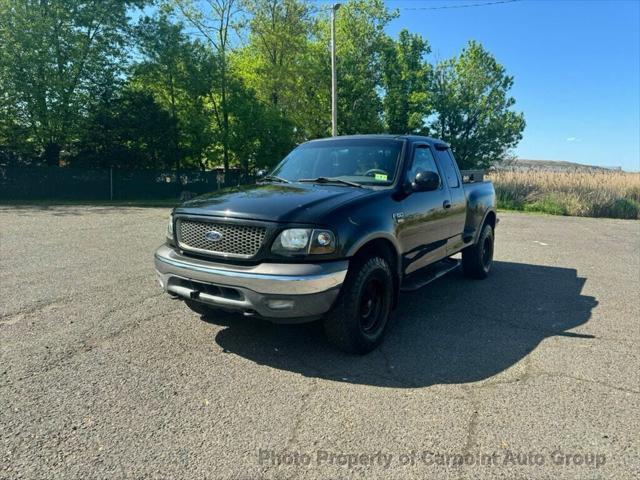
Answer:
[202,261,598,387]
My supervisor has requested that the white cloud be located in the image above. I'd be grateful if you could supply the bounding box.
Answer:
[566,136,582,142]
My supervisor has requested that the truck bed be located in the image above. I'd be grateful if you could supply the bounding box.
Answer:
[462,174,496,242]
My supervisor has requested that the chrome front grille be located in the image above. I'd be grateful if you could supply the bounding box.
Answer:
[176,219,266,258]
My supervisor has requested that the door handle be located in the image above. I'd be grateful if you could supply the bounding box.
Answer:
[443,200,452,209]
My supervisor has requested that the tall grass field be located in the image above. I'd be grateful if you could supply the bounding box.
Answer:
[489,170,640,219]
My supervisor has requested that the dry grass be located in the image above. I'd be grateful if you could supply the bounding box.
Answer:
[489,170,640,219]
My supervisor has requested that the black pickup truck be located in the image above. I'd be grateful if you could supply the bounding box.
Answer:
[155,135,496,353]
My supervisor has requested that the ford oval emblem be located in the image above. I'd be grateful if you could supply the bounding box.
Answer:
[204,230,223,242]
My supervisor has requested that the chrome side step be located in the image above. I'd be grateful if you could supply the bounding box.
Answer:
[400,258,461,292]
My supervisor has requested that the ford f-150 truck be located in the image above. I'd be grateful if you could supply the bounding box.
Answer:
[155,135,496,353]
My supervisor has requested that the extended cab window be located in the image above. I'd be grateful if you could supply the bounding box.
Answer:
[409,146,440,185]
[437,150,460,188]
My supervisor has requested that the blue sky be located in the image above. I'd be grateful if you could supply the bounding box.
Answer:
[384,0,640,170]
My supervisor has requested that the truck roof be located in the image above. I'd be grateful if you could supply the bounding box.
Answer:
[305,134,449,148]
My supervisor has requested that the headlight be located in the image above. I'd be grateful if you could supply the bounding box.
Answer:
[280,228,310,250]
[272,228,336,255]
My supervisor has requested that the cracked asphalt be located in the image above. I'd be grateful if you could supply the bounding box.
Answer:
[1,206,639,479]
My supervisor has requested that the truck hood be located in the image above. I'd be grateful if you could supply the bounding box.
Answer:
[175,182,372,223]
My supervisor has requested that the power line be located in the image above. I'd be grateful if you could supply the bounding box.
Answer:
[394,0,522,11]
[311,0,523,12]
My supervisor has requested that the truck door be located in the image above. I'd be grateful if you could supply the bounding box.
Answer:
[434,147,467,253]
[397,144,452,275]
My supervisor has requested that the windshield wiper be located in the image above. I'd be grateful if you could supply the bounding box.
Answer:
[298,177,363,188]
[259,175,291,184]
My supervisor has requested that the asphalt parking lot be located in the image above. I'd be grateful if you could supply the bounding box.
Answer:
[1,206,639,479]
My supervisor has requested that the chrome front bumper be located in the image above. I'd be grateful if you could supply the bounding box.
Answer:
[154,245,348,320]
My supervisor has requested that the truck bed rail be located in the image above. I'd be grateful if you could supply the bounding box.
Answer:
[460,169,485,183]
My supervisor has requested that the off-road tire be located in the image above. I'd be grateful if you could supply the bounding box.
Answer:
[462,223,494,279]
[323,256,394,354]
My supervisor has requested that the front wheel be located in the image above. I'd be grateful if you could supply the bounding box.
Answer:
[323,256,394,354]
[462,223,494,279]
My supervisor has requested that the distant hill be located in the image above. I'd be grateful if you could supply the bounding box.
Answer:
[497,159,620,172]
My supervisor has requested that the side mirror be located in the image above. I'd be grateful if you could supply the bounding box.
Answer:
[413,170,440,191]
[256,169,268,179]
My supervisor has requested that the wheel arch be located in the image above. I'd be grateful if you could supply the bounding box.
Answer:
[484,209,497,229]
[475,208,497,243]
[347,234,402,308]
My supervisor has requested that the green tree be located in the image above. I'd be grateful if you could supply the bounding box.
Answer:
[0,0,527,175]
[135,11,293,173]
[381,29,431,134]
[235,0,322,141]
[430,41,525,169]
[134,15,215,171]
[226,79,295,174]
[317,0,396,135]
[0,0,144,166]
[170,0,240,172]
[74,90,176,169]
[239,0,313,109]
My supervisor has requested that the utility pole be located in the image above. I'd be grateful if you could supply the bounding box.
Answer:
[331,3,341,137]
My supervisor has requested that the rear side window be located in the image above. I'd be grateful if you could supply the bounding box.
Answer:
[437,150,460,188]
[409,146,439,181]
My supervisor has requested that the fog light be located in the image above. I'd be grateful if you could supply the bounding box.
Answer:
[266,299,295,310]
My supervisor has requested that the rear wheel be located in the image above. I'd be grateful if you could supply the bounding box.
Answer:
[462,223,494,279]
[323,256,394,354]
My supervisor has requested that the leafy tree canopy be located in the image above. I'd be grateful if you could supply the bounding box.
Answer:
[0,0,525,172]
[430,40,526,168]
[0,0,146,165]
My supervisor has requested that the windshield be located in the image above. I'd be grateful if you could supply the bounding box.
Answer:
[270,138,404,186]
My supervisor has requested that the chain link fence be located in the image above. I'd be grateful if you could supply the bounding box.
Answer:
[0,166,251,201]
